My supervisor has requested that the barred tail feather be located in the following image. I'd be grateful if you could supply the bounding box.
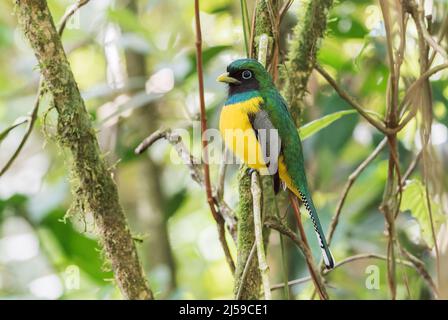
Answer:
[298,191,335,269]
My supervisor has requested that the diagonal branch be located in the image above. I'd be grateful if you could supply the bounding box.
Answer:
[1,0,91,178]
[315,64,391,134]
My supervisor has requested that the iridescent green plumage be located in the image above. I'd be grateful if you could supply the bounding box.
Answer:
[219,58,334,269]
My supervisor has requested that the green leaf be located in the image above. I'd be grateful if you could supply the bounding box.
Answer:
[0,117,28,144]
[40,209,113,283]
[400,179,446,247]
[299,110,357,140]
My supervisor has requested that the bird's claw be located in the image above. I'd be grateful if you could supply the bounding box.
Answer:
[246,167,258,177]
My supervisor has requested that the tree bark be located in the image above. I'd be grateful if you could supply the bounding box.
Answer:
[15,0,153,300]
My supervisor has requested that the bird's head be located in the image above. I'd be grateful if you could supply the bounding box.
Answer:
[217,58,272,96]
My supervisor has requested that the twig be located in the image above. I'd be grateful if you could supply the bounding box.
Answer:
[194,0,235,275]
[258,34,269,68]
[248,0,258,58]
[409,3,448,62]
[216,150,228,200]
[0,82,42,177]
[251,172,271,300]
[326,138,388,245]
[135,129,238,245]
[58,0,90,36]
[271,253,417,291]
[240,0,250,57]
[235,243,257,300]
[399,246,439,298]
[265,211,329,300]
[1,0,91,178]
[406,0,441,288]
[315,64,391,134]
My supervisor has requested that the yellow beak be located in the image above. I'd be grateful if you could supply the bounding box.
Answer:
[217,72,241,85]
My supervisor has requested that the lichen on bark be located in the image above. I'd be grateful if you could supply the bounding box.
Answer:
[15,0,153,300]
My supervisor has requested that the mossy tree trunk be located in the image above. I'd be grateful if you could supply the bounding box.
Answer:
[235,0,334,300]
[283,0,333,125]
[15,0,153,300]
[234,0,275,300]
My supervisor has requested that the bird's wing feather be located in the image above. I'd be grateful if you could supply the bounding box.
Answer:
[248,110,281,176]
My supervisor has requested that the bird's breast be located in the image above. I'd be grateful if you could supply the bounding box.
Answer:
[219,97,265,169]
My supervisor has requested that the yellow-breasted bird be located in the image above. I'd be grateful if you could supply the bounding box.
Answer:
[218,58,334,269]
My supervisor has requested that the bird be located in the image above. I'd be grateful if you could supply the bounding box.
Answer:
[217,58,334,269]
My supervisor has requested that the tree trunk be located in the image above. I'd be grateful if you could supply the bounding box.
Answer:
[15,0,153,300]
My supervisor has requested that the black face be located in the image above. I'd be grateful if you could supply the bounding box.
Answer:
[227,68,259,96]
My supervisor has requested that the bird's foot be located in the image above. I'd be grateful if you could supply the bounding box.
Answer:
[246,167,258,177]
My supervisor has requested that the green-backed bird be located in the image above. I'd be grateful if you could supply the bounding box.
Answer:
[217,58,334,269]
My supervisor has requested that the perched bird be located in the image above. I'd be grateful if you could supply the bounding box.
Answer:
[217,58,334,269]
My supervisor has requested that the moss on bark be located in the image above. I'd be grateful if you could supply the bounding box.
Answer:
[15,0,153,300]
[282,0,333,125]
[234,166,261,299]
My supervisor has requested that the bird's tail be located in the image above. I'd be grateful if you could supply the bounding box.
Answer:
[297,189,335,269]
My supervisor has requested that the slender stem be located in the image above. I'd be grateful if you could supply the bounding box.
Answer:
[1,0,91,178]
[194,0,235,274]
[271,253,417,291]
[240,0,250,57]
[315,64,391,134]
[326,138,388,245]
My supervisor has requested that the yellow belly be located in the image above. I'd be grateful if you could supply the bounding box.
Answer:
[220,97,302,199]
[219,97,266,169]
[278,157,302,199]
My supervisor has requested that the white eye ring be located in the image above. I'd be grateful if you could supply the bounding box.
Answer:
[242,70,252,79]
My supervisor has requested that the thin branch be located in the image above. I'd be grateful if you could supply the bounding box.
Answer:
[0,82,42,177]
[58,0,90,36]
[194,0,235,275]
[135,129,238,246]
[251,172,271,300]
[235,243,257,300]
[271,253,417,291]
[399,246,439,298]
[326,137,388,245]
[1,0,91,178]
[315,64,391,134]
[411,4,448,61]
[266,210,328,300]
[216,150,228,201]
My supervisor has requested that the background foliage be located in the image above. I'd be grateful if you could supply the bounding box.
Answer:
[0,0,447,299]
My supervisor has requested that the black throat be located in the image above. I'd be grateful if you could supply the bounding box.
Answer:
[228,77,259,96]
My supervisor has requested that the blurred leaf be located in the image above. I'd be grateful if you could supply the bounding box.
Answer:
[0,194,28,223]
[328,17,368,39]
[0,117,28,144]
[400,179,446,247]
[164,188,187,220]
[40,209,113,283]
[107,8,152,44]
[299,110,357,140]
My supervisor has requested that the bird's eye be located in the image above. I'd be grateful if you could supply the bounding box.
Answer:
[242,70,252,79]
